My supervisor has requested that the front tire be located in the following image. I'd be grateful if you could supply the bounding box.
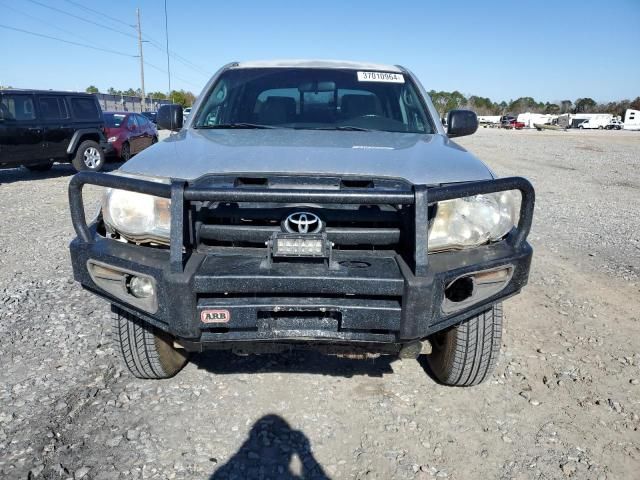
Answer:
[120,142,131,161]
[424,304,502,387]
[72,140,105,171]
[112,306,189,379]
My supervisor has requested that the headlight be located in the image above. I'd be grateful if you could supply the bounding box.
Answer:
[102,189,171,244]
[428,190,520,252]
[107,136,117,143]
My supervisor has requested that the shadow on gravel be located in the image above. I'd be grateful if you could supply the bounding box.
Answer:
[0,161,124,184]
[210,414,330,480]
[191,349,395,378]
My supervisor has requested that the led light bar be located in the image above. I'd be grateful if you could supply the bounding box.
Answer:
[272,234,329,258]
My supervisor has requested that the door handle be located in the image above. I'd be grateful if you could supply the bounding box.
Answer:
[28,127,41,131]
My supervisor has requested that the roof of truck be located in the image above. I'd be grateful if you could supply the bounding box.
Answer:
[232,59,403,72]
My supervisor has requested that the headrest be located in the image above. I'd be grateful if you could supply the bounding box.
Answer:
[341,94,380,117]
[259,96,296,124]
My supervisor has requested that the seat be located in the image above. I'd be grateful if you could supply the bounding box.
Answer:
[341,94,381,118]
[0,103,13,121]
[258,96,296,125]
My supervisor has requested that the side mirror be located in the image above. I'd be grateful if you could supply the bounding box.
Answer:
[157,104,183,131]
[447,110,478,138]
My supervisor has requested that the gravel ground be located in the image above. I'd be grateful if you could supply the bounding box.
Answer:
[1,128,639,480]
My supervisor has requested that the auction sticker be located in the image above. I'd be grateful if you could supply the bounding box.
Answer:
[357,71,404,83]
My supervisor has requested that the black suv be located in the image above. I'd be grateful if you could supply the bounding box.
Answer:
[0,89,111,172]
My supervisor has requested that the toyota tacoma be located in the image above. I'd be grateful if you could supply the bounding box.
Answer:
[68,60,534,386]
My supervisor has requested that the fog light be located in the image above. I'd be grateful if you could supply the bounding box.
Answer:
[129,276,154,298]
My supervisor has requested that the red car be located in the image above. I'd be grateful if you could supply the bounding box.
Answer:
[103,112,158,161]
[501,118,525,130]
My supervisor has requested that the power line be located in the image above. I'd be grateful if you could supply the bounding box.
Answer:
[0,24,137,58]
[26,0,138,39]
[37,0,211,78]
[7,0,204,92]
[63,0,129,30]
[0,1,125,54]
[143,36,210,77]
[144,61,201,89]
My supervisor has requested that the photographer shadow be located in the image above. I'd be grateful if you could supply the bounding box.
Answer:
[210,414,330,480]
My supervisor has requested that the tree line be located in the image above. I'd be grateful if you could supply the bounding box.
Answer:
[428,90,640,119]
[85,85,196,107]
[85,84,639,116]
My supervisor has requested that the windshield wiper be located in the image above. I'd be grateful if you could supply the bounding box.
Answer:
[195,123,279,129]
[313,126,371,132]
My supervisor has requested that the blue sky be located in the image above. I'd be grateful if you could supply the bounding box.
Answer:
[1,0,639,103]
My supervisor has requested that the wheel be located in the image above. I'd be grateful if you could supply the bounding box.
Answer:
[616,126,621,130]
[25,162,53,172]
[151,136,158,144]
[112,306,189,379]
[598,126,604,130]
[72,140,105,171]
[578,125,584,129]
[424,304,502,386]
[120,142,132,161]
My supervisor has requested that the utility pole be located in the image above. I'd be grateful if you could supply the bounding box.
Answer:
[136,8,146,111]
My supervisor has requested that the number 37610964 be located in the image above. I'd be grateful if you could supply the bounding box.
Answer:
[357,71,405,83]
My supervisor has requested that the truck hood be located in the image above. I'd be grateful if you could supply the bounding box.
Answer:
[119,129,494,185]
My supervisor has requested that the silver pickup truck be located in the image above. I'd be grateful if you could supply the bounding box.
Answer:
[68,60,534,386]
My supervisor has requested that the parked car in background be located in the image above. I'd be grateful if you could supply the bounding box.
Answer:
[103,112,158,161]
[604,119,623,130]
[501,118,525,129]
[141,111,157,124]
[183,107,192,122]
[0,89,110,172]
[499,115,524,129]
[578,119,604,129]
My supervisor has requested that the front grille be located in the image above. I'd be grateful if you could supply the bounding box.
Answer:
[196,202,406,250]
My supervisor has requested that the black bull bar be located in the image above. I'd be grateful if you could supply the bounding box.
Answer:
[69,172,534,274]
[68,172,534,342]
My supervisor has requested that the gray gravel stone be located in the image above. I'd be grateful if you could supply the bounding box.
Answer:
[0,128,639,479]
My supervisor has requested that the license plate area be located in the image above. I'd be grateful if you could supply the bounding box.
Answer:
[257,310,341,332]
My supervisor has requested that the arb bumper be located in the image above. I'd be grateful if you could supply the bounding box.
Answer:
[68,173,534,350]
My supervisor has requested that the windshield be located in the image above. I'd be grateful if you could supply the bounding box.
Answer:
[193,68,434,134]
[103,113,126,128]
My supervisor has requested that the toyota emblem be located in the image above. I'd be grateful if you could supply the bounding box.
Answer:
[283,212,323,234]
